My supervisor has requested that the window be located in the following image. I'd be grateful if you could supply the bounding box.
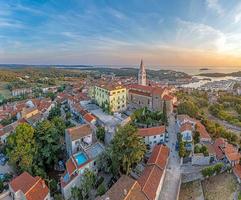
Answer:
[154,141,156,143]
[94,161,96,166]
[154,136,156,139]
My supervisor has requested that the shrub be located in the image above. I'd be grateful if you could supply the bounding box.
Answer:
[97,183,106,196]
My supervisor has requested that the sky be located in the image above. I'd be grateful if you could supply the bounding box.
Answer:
[1,0,241,68]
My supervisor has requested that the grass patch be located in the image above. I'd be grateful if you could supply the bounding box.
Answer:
[0,82,11,98]
[179,180,203,200]
[202,172,237,200]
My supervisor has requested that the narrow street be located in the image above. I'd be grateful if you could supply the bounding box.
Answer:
[159,115,181,200]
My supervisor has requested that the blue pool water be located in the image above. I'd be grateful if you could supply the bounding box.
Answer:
[74,153,88,166]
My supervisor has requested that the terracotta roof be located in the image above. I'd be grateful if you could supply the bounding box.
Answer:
[0,129,4,137]
[205,144,216,155]
[97,175,143,200]
[125,182,148,200]
[214,138,226,160]
[147,144,169,169]
[180,122,193,132]
[96,84,126,91]
[138,144,169,200]
[233,164,241,179]
[84,113,96,123]
[128,84,166,97]
[138,165,163,200]
[25,178,49,200]
[163,94,174,101]
[66,124,92,141]
[10,172,49,200]
[196,121,211,139]
[137,126,166,137]
[66,158,77,176]
[224,144,240,162]
[129,89,151,97]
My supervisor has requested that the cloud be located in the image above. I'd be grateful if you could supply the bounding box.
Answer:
[0,18,24,28]
[106,8,127,20]
[175,18,225,51]
[206,0,224,15]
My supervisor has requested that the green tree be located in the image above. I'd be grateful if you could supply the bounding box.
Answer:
[6,123,36,173]
[48,105,61,120]
[179,141,185,157]
[51,117,66,136]
[193,129,200,144]
[54,194,64,200]
[71,186,82,200]
[177,100,199,118]
[96,126,105,143]
[163,101,168,125]
[66,111,72,121]
[80,169,96,199]
[34,120,62,168]
[0,180,3,193]
[97,183,106,196]
[110,124,146,175]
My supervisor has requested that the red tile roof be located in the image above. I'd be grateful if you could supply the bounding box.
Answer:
[163,94,174,101]
[84,113,96,123]
[137,126,166,137]
[233,164,241,179]
[138,144,169,200]
[10,172,49,200]
[97,175,147,200]
[214,138,226,160]
[196,121,211,140]
[66,158,77,176]
[66,124,92,141]
[129,89,151,97]
[147,144,170,169]
[224,144,240,162]
[127,84,166,97]
[138,165,163,200]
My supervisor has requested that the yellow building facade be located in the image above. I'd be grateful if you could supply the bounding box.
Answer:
[94,85,127,112]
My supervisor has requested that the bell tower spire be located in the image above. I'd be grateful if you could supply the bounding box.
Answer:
[138,59,147,86]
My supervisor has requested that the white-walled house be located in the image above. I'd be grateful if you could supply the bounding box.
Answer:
[137,126,166,149]
[179,122,193,143]
[65,124,94,157]
[61,142,104,200]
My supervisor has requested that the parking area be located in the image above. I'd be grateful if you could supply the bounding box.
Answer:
[0,162,13,175]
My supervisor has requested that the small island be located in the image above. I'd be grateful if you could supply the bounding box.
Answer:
[199,68,209,71]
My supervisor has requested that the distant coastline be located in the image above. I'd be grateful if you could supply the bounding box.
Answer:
[0,64,241,76]
[198,71,241,77]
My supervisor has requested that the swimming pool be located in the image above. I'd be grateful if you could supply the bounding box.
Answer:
[74,152,88,166]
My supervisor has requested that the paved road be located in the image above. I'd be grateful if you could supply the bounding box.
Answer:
[208,114,241,134]
[0,162,13,174]
[159,115,181,200]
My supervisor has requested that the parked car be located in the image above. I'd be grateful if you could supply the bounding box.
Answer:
[0,156,8,166]
[0,173,4,181]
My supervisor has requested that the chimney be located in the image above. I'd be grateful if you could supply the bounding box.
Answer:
[42,180,45,188]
